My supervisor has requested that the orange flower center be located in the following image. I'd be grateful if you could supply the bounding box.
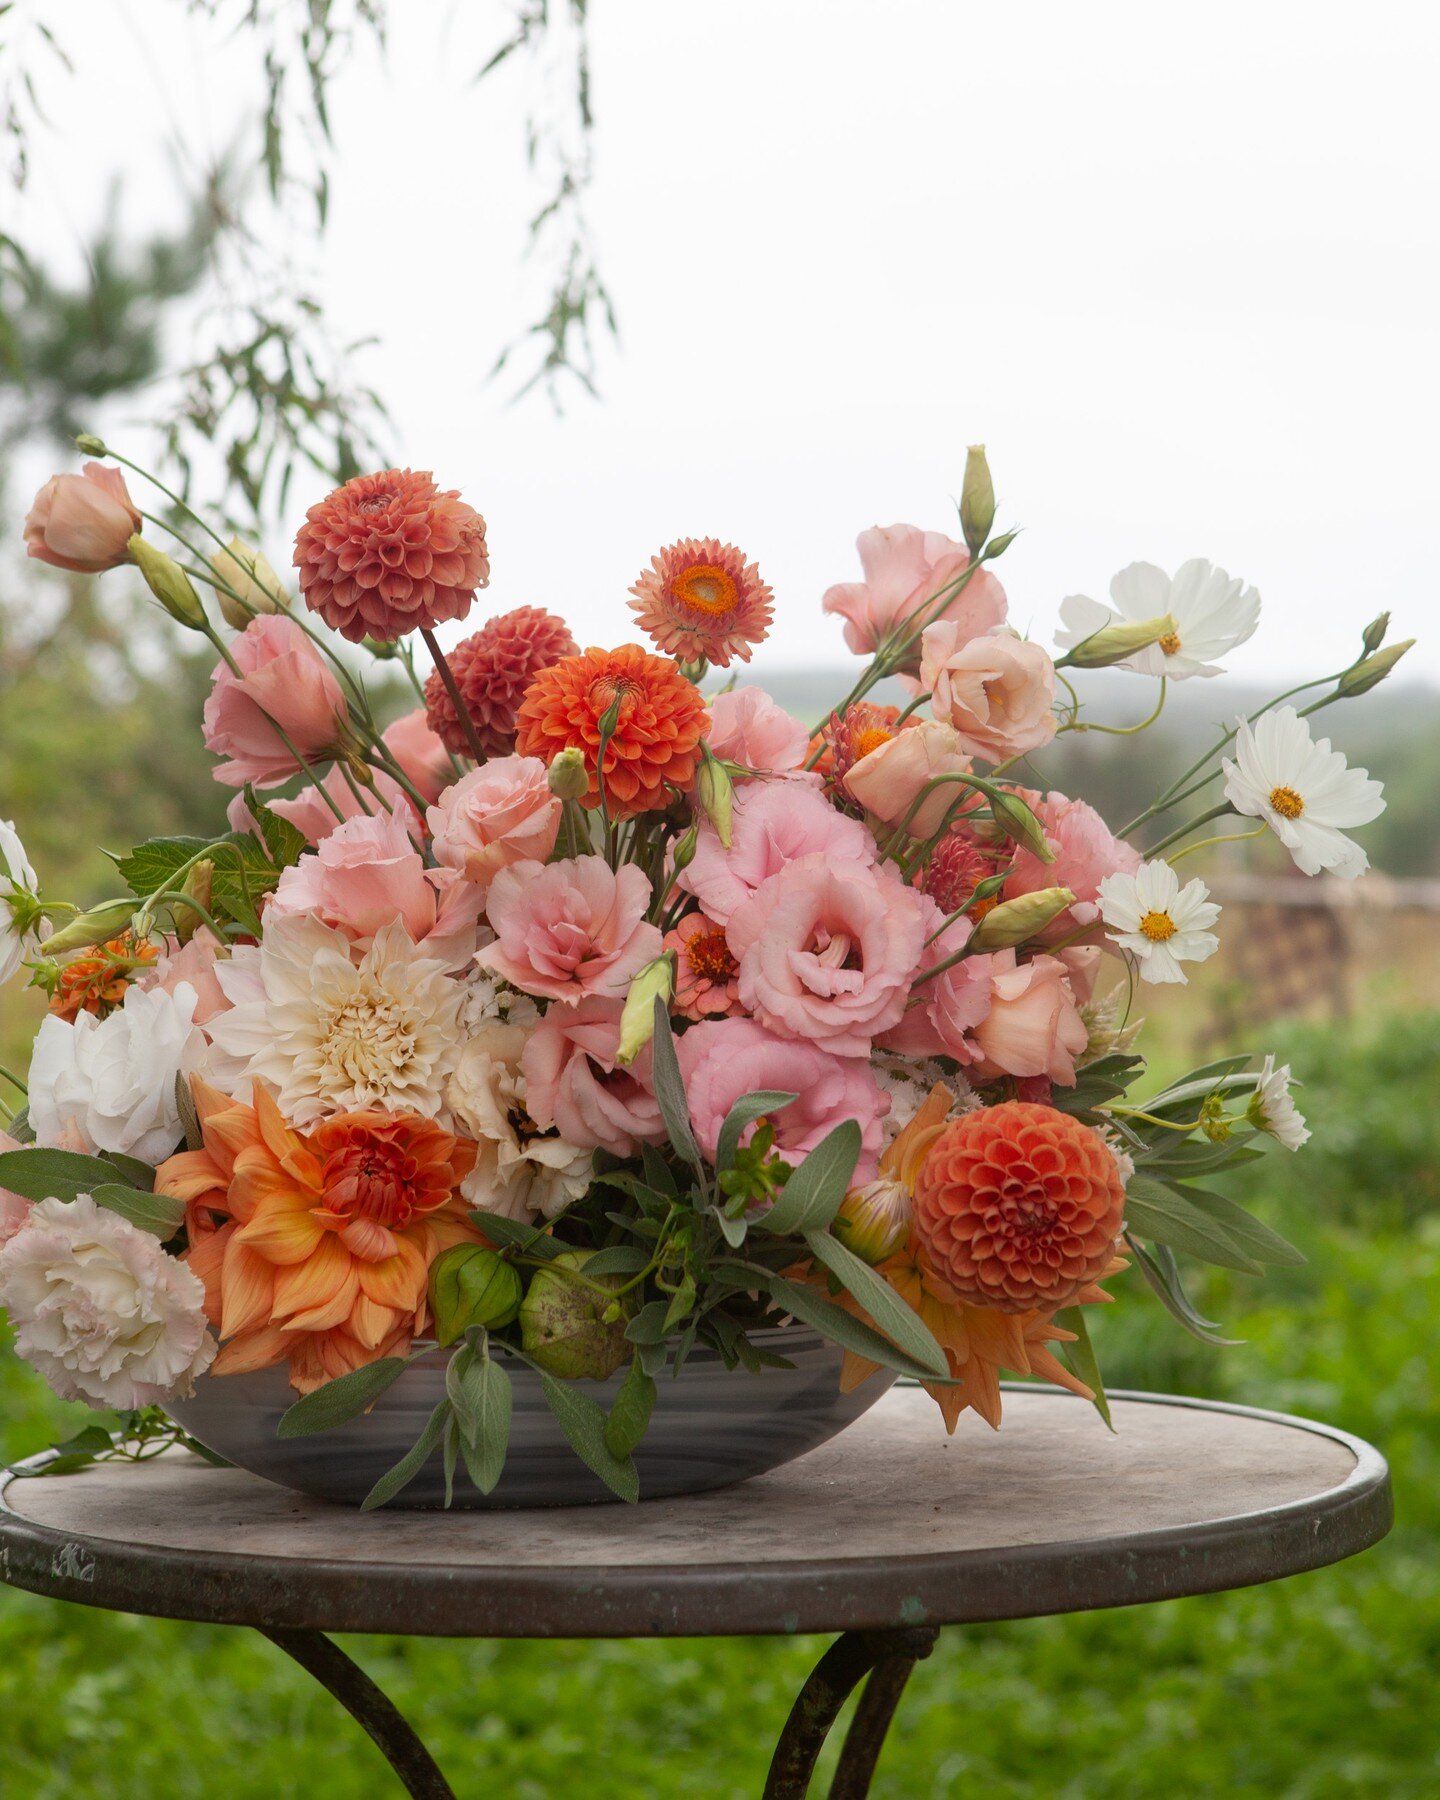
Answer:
[672,564,739,617]
[852,725,895,760]
[587,674,642,720]
[1139,910,1176,942]
[1158,630,1183,656]
[321,1138,429,1231]
[1269,784,1305,819]
[687,928,737,982]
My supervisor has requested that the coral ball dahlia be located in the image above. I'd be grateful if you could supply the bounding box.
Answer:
[515,643,709,818]
[913,1101,1125,1313]
[628,538,773,667]
[424,606,578,758]
[294,468,489,643]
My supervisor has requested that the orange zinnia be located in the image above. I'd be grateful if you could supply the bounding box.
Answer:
[158,1080,480,1393]
[515,642,708,819]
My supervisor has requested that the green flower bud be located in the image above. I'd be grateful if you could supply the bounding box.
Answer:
[73,433,108,457]
[982,528,1021,561]
[41,897,138,955]
[547,746,590,801]
[987,788,1055,861]
[428,1244,523,1347]
[1360,612,1390,656]
[959,445,996,557]
[1061,613,1179,669]
[1334,639,1414,698]
[695,746,734,847]
[128,535,206,630]
[967,885,1076,950]
[210,536,287,630]
[671,824,699,872]
[362,636,400,660]
[518,1251,630,1379]
[832,1179,911,1265]
[172,859,214,945]
[616,954,675,1065]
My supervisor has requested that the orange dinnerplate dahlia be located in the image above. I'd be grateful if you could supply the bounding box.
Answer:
[294,467,489,644]
[424,605,578,758]
[158,1081,481,1393]
[515,642,709,819]
[913,1100,1126,1314]
[628,538,773,668]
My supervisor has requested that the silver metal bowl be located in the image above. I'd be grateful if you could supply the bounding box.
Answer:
[167,1329,897,1509]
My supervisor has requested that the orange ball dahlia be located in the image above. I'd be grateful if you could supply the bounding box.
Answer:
[423,605,578,758]
[913,1101,1125,1314]
[628,538,773,667]
[515,643,709,818]
[294,468,489,643]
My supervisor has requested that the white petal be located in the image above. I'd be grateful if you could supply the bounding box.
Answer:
[1108,562,1173,622]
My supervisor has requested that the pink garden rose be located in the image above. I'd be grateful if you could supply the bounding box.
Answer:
[727,855,927,1056]
[822,524,1008,670]
[427,757,561,894]
[521,996,664,1156]
[24,463,141,573]
[844,719,976,839]
[479,856,662,1004]
[880,903,995,1063]
[383,708,454,804]
[139,927,231,1027]
[0,1129,31,1247]
[705,686,811,773]
[235,765,419,846]
[919,625,1057,764]
[679,779,876,926]
[676,1016,889,1185]
[969,950,1087,1085]
[1004,790,1142,943]
[202,615,348,789]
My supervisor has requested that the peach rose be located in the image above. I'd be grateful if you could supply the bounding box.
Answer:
[822,524,1008,670]
[678,779,876,926]
[202,615,349,789]
[919,625,1057,764]
[969,951,1087,1086]
[24,463,141,573]
[521,996,664,1156]
[426,758,561,895]
[478,856,662,1004]
[140,928,231,1027]
[844,718,975,839]
[705,686,811,773]
[383,708,454,805]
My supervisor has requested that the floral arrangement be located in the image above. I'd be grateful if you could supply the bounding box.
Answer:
[0,442,1408,1506]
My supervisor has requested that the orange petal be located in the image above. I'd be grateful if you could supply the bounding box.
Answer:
[154,1148,226,1206]
[339,1216,401,1263]
[273,1236,360,1332]
[220,1237,277,1340]
[234,1203,326,1266]
[348,1291,404,1352]
[356,1234,427,1311]
[212,1324,291,1377]
[840,1349,883,1394]
[1027,1342,1094,1402]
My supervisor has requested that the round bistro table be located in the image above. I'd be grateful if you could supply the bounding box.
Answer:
[0,1386,1392,1799]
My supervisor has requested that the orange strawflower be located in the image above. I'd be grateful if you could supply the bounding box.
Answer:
[48,934,157,1023]
[628,538,773,667]
[813,702,906,789]
[158,1080,480,1393]
[515,643,709,819]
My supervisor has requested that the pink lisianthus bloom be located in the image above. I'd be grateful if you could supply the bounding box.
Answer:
[521,996,664,1156]
[727,855,927,1057]
[705,686,811,774]
[0,1130,31,1246]
[427,758,561,896]
[202,615,349,789]
[822,524,1008,671]
[383,708,454,805]
[1003,790,1142,943]
[664,910,742,1019]
[844,719,976,839]
[266,811,483,970]
[919,625,1058,764]
[24,463,141,573]
[969,950,1087,1086]
[676,1017,889,1185]
[138,927,231,1027]
[233,765,420,847]
[879,903,994,1063]
[678,779,876,927]
[478,856,662,1004]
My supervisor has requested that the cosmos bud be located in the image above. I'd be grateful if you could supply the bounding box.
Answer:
[1061,613,1179,669]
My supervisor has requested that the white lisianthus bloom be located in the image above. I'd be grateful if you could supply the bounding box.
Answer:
[1057,559,1260,679]
[1097,860,1221,985]
[206,914,464,1126]
[28,982,207,1164]
[1248,1055,1310,1150]
[1,818,45,986]
[447,1016,591,1222]
[1221,706,1384,879]
[0,1194,216,1408]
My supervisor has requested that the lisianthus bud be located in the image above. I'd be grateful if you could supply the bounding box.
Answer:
[695,746,734,847]
[987,788,1055,861]
[429,1244,524,1346]
[518,1251,630,1378]
[1060,612,1179,669]
[1334,639,1414,698]
[73,433,108,457]
[172,859,214,945]
[129,536,206,630]
[983,528,1020,560]
[547,747,589,801]
[41,897,138,955]
[967,885,1076,950]
[362,636,400,660]
[617,955,675,1065]
[211,536,286,630]
[671,825,699,872]
[833,1178,912,1265]
[959,445,996,557]
[1360,612,1390,656]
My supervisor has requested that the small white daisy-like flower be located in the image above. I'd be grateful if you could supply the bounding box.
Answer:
[1248,1054,1310,1150]
[1097,859,1221,985]
[1057,558,1260,679]
[1,818,45,987]
[1221,705,1384,880]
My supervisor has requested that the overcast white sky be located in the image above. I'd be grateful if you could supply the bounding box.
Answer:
[11,0,1440,682]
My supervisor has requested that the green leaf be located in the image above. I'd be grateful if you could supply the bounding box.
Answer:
[242,788,308,872]
[604,1359,657,1459]
[468,1210,565,1258]
[1050,1053,1146,1121]
[442,1418,459,1508]
[763,1272,957,1383]
[649,1000,704,1176]
[661,1273,697,1334]
[1179,1185,1307,1268]
[803,1231,948,1378]
[1127,1235,1242,1346]
[360,1400,451,1511]
[539,1373,640,1502]
[1123,1173,1264,1274]
[756,1120,861,1237]
[640,1144,679,1198]
[90,1183,185,1239]
[1136,1138,1266,1177]
[578,1245,649,1277]
[0,1147,120,1202]
[277,1356,411,1437]
[623,1299,670,1345]
[101,1152,156,1192]
[458,1357,512,1495]
[1053,1306,1114,1431]
[4,1103,33,1144]
[445,1345,484,1444]
[715,1090,797,1175]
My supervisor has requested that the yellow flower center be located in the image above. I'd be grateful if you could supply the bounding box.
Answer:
[672,564,739,617]
[1269,784,1305,819]
[1158,631,1183,656]
[1139,910,1176,942]
[852,725,895,761]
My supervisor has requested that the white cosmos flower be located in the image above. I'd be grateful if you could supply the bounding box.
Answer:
[206,914,464,1126]
[1221,706,1384,879]
[1,818,44,986]
[1248,1055,1310,1151]
[1057,559,1260,679]
[1097,859,1221,985]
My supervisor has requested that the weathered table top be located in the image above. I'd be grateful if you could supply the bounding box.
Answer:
[0,1387,1391,1639]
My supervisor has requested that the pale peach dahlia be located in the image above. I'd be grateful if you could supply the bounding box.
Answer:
[628,538,773,667]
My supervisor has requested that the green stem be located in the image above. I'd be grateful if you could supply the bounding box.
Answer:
[1168,825,1266,864]
[0,1064,28,1097]
[1145,803,1233,859]
[1060,678,1168,738]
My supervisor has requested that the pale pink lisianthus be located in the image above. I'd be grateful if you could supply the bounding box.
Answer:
[969,951,1087,1086]
[383,708,454,805]
[24,463,141,573]
[233,766,420,847]
[727,855,927,1057]
[705,686,811,774]
[844,719,976,839]
[202,615,348,789]
[139,927,231,1027]
[0,1130,31,1246]
[879,904,994,1063]
[822,524,1008,671]
[676,1017,889,1186]
[427,758,561,895]
[919,625,1057,765]
[521,996,664,1157]
[266,811,482,970]
[678,780,876,926]
[478,856,662,1005]
[1004,790,1142,943]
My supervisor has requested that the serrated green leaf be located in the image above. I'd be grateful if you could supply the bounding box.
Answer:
[803,1231,948,1378]
[278,1356,410,1437]
[756,1120,861,1236]
[539,1373,639,1502]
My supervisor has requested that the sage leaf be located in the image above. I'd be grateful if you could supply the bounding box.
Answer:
[756,1119,861,1236]
[360,1400,451,1511]
[540,1372,640,1502]
[278,1356,410,1438]
[803,1230,948,1377]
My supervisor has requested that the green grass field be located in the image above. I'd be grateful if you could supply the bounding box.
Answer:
[3,1011,1438,1798]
